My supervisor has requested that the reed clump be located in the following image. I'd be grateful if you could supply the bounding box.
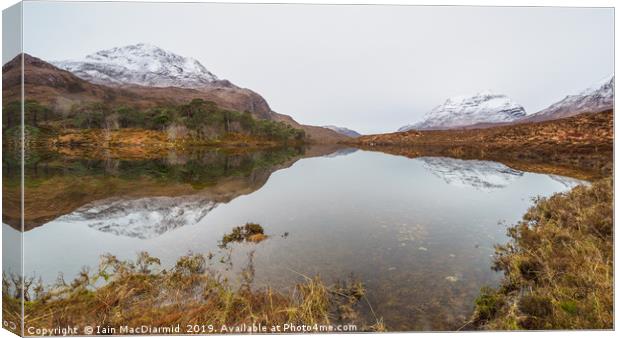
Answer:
[3,252,384,334]
[472,178,612,329]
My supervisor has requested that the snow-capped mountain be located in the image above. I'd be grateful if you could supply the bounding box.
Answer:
[322,125,362,138]
[58,195,218,239]
[52,43,225,89]
[419,157,524,190]
[399,91,526,131]
[525,75,614,123]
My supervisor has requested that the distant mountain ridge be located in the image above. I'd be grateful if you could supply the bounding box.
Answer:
[322,125,362,138]
[523,75,614,123]
[399,91,526,131]
[398,75,614,132]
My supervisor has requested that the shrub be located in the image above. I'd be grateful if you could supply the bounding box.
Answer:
[472,178,612,329]
[2,252,383,335]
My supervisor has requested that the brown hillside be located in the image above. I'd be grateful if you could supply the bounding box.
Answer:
[2,54,273,118]
[2,54,348,143]
[273,112,350,144]
[351,110,613,178]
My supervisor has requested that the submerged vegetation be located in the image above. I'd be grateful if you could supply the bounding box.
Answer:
[471,178,613,329]
[3,251,384,336]
[220,223,268,248]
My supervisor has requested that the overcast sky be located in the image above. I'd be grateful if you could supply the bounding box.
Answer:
[18,2,615,133]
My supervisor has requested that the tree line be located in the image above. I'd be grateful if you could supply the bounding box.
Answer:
[2,99,305,142]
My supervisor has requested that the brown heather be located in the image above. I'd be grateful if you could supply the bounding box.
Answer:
[350,110,613,180]
[470,178,613,330]
[3,252,384,336]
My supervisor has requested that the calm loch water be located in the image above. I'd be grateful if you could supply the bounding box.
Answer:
[5,147,584,330]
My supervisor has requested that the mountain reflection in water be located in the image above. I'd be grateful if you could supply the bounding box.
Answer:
[3,145,339,231]
[420,157,525,190]
[62,195,218,239]
[5,146,588,331]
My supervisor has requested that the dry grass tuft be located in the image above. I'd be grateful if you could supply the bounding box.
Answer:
[472,178,613,329]
[3,252,384,335]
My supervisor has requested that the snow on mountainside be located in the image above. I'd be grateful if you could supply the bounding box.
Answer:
[399,91,526,131]
[52,43,226,89]
[525,75,614,123]
[419,157,524,191]
[420,157,586,191]
[322,125,362,138]
[58,195,218,239]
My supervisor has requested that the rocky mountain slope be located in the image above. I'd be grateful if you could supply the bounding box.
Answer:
[322,125,362,137]
[3,51,347,142]
[399,91,526,131]
[3,53,272,118]
[52,43,222,89]
[524,75,614,123]
[3,53,114,109]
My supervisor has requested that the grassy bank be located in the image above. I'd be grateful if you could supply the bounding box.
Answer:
[471,178,613,330]
[3,252,384,336]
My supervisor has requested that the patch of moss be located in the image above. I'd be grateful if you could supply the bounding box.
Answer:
[474,287,504,322]
[559,300,578,316]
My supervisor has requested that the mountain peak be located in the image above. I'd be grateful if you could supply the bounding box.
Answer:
[447,90,495,103]
[578,74,614,96]
[399,92,526,131]
[526,75,614,122]
[52,43,222,89]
